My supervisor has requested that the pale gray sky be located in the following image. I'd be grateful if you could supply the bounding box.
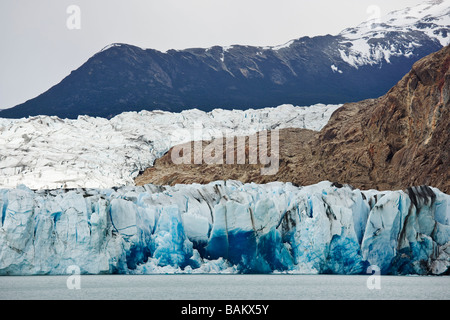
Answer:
[0,0,422,110]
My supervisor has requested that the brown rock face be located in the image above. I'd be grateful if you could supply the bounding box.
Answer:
[136,45,450,193]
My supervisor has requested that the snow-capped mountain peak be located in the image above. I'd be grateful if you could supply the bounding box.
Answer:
[341,0,449,39]
[386,0,450,29]
[337,0,449,68]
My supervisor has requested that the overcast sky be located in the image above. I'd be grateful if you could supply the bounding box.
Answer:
[0,0,422,110]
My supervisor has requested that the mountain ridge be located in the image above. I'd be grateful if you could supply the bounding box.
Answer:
[1,0,449,119]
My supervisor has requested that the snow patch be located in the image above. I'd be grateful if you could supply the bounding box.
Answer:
[262,40,295,51]
[331,64,343,74]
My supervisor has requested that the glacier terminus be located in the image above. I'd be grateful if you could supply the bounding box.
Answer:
[0,181,448,275]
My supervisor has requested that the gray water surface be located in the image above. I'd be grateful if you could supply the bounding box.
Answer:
[0,274,448,300]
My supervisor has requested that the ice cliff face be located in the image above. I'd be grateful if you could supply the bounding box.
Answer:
[1,181,448,275]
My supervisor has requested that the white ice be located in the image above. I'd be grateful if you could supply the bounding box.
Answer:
[0,103,342,190]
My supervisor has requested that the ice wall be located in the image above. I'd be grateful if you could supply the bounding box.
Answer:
[0,181,448,275]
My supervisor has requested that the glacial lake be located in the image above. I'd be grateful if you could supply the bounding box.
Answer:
[0,274,449,300]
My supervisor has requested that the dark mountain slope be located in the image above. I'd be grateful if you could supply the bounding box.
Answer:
[2,1,448,119]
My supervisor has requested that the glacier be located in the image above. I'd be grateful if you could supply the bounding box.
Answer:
[0,181,448,275]
[0,103,341,190]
